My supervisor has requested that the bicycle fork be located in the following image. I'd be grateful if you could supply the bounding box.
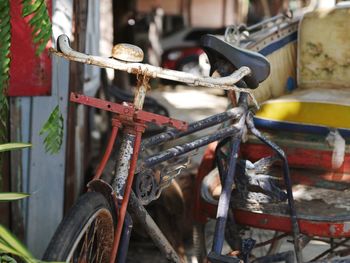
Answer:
[208,119,245,263]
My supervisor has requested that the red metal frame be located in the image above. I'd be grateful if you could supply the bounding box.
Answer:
[71,92,189,262]
[240,142,350,173]
[93,120,121,180]
[70,93,188,131]
[193,140,350,239]
[110,124,145,263]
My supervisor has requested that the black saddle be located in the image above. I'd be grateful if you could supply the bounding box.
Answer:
[200,34,270,89]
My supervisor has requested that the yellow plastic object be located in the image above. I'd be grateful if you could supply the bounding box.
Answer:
[255,88,350,129]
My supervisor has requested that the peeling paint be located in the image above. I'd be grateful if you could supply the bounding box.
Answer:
[113,135,135,196]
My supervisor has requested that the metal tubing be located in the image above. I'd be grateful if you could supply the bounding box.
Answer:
[116,213,133,263]
[55,36,251,92]
[134,83,148,110]
[93,121,120,180]
[143,124,242,169]
[128,191,182,262]
[211,93,247,255]
[246,112,302,263]
[110,128,143,263]
[112,133,136,197]
[70,92,187,131]
[212,137,241,254]
[141,107,244,150]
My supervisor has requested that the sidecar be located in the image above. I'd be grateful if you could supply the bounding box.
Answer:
[193,4,350,262]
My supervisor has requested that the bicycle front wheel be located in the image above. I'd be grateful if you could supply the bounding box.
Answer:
[43,192,116,262]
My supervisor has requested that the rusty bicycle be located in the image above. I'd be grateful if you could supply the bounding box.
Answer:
[42,32,301,263]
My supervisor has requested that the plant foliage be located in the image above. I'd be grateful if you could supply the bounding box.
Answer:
[39,105,64,154]
[0,225,36,263]
[21,0,64,155]
[0,143,34,262]
[0,1,62,156]
[0,192,29,201]
[0,143,31,153]
[22,0,52,55]
[0,0,10,145]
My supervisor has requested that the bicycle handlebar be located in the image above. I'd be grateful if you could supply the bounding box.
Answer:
[54,35,252,90]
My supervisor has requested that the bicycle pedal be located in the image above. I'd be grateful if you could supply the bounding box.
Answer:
[207,251,242,263]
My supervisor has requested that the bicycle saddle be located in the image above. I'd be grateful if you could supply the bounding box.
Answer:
[200,34,270,89]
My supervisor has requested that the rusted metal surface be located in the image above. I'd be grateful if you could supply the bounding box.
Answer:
[133,74,150,110]
[140,106,243,151]
[53,35,257,103]
[142,124,241,169]
[110,126,144,263]
[111,43,144,62]
[70,92,188,130]
[113,134,135,197]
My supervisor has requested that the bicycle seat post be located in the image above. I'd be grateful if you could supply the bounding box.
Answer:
[111,43,147,110]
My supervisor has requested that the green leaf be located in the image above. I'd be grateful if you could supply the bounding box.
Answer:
[0,16,10,27]
[22,0,42,17]
[0,242,20,257]
[28,10,43,26]
[0,193,30,201]
[0,24,10,40]
[0,255,17,263]
[0,143,31,152]
[0,225,35,262]
[0,0,10,156]
[22,0,52,56]
[39,106,64,154]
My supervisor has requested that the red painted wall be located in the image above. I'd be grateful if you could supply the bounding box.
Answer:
[9,0,52,96]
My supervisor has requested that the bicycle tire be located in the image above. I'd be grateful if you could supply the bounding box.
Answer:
[43,192,116,262]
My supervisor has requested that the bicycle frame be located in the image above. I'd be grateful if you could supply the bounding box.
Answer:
[54,34,301,263]
[71,90,248,262]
